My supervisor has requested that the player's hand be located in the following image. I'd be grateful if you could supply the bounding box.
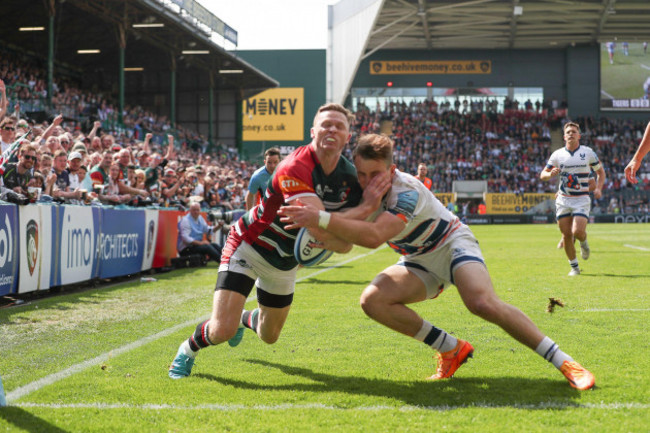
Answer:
[362,171,391,210]
[593,188,602,200]
[624,159,639,184]
[550,167,560,177]
[278,199,320,230]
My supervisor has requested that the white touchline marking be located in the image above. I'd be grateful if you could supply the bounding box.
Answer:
[583,308,650,312]
[641,64,650,71]
[623,244,650,252]
[14,401,650,411]
[6,247,387,404]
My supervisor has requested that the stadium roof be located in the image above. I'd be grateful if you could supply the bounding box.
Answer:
[0,0,277,94]
[329,0,650,103]
[369,0,650,50]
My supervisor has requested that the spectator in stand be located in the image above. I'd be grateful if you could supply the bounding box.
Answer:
[89,150,113,189]
[415,162,433,191]
[160,168,186,206]
[176,201,222,262]
[48,149,83,202]
[2,144,37,196]
[67,151,84,191]
[0,117,15,154]
[98,163,131,205]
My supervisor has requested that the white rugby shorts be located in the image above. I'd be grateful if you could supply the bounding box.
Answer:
[219,241,298,296]
[555,194,591,220]
[397,227,485,299]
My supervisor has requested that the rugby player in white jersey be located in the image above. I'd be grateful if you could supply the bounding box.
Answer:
[280,133,595,390]
[540,122,605,276]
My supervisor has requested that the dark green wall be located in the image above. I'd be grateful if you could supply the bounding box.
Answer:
[235,49,326,162]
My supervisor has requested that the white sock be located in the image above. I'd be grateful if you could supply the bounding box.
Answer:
[180,340,198,358]
[535,336,573,369]
[414,320,458,353]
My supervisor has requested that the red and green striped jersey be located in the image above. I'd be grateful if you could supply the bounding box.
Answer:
[234,145,362,270]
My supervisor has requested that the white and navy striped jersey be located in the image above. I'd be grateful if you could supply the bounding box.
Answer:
[545,145,602,196]
[370,170,462,256]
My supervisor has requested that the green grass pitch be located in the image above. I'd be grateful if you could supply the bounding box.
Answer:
[0,224,648,432]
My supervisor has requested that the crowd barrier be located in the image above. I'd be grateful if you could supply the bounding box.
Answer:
[0,202,645,297]
[0,203,214,297]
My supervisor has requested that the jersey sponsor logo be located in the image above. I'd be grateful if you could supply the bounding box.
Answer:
[278,175,313,194]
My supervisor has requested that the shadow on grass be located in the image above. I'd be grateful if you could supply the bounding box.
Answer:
[195,359,582,409]
[580,273,650,278]
[0,406,69,432]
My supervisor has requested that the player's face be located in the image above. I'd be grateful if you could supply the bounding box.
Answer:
[311,110,351,154]
[264,155,281,174]
[563,126,580,147]
[354,156,394,190]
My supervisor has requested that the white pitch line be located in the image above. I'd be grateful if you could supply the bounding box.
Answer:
[14,401,650,411]
[641,64,650,71]
[6,247,386,404]
[623,244,650,252]
[583,308,650,312]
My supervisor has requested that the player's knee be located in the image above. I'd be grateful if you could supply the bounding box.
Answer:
[572,228,586,239]
[258,327,282,344]
[207,320,239,343]
[465,296,499,320]
[359,286,383,317]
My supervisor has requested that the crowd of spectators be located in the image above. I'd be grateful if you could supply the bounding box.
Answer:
[0,48,648,215]
[348,99,650,214]
[0,50,256,211]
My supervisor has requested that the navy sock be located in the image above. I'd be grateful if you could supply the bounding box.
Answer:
[188,320,213,352]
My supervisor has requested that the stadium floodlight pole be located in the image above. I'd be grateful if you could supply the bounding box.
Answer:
[170,54,176,128]
[117,22,126,125]
[48,14,54,107]
[119,46,125,125]
[208,72,214,148]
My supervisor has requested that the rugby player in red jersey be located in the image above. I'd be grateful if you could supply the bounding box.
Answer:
[169,103,390,378]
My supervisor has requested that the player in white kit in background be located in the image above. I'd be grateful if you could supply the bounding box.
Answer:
[540,122,605,276]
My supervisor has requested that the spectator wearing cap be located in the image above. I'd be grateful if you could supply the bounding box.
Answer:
[47,149,82,201]
[71,142,88,159]
[136,149,149,168]
[67,151,84,190]
[160,167,185,206]
[2,144,37,196]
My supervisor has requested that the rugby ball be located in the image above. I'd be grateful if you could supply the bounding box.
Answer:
[294,227,333,267]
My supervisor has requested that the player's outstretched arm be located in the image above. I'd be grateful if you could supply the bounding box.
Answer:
[281,203,404,250]
[625,121,650,184]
